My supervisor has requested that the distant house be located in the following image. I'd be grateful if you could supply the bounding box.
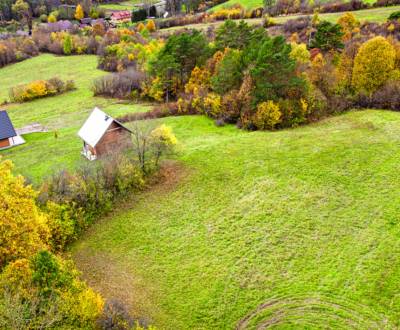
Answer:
[110,10,132,23]
[78,107,132,161]
[0,110,25,150]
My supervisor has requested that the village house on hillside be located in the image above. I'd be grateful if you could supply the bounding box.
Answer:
[110,10,132,23]
[0,110,25,150]
[78,107,132,161]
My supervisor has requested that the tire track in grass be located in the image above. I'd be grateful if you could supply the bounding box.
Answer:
[236,293,391,329]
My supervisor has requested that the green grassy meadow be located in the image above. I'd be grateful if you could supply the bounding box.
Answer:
[210,0,377,11]
[71,110,400,329]
[99,1,140,11]
[2,53,400,329]
[0,54,150,183]
[161,5,400,33]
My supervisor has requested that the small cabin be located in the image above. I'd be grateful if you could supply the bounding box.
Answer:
[0,110,25,150]
[78,107,132,161]
[110,10,132,23]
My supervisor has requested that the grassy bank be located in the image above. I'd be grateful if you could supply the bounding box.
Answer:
[72,110,400,329]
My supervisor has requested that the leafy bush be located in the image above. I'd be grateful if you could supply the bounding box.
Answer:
[40,154,145,228]
[0,37,38,68]
[310,21,344,51]
[9,77,75,103]
[63,34,73,55]
[352,36,396,95]
[211,48,243,95]
[146,19,156,32]
[388,11,400,20]
[92,69,146,99]
[253,100,282,129]
[75,4,84,20]
[130,123,178,173]
[0,251,104,328]
[0,160,49,269]
[149,30,210,98]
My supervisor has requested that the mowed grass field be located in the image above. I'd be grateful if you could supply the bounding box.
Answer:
[162,5,400,32]
[99,1,140,12]
[210,0,377,10]
[71,110,400,329]
[0,54,150,183]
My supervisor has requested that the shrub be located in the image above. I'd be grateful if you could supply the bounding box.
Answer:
[40,14,47,22]
[360,79,400,110]
[149,30,210,97]
[44,202,78,251]
[337,12,359,41]
[63,34,73,55]
[253,100,282,129]
[0,159,49,269]
[48,13,57,23]
[41,155,145,227]
[75,4,84,20]
[352,36,396,95]
[310,21,344,51]
[92,69,146,99]
[246,35,306,104]
[130,123,178,173]
[0,251,104,328]
[146,19,156,32]
[211,48,243,95]
[290,42,310,64]
[283,16,311,34]
[136,22,145,32]
[204,92,222,117]
[388,11,400,21]
[9,77,75,103]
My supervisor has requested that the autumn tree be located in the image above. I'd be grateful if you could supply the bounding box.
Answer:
[310,21,344,51]
[352,36,396,95]
[337,12,359,41]
[146,19,156,32]
[150,30,210,96]
[75,4,84,20]
[211,48,243,95]
[253,100,282,130]
[245,35,306,104]
[0,251,103,328]
[0,159,49,269]
[12,0,32,33]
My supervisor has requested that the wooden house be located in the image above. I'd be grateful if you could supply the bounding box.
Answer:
[110,10,132,23]
[0,110,25,150]
[78,107,132,161]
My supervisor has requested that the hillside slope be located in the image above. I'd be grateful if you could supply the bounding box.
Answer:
[72,110,400,329]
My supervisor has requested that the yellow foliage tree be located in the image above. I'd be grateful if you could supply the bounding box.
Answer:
[75,4,84,20]
[146,19,156,32]
[352,36,396,95]
[137,22,145,32]
[337,12,359,41]
[253,101,282,130]
[290,43,310,64]
[47,13,57,22]
[0,159,49,268]
[0,251,104,328]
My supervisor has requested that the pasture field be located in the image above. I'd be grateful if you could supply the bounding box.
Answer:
[72,110,400,329]
[210,0,377,10]
[99,1,140,11]
[0,54,150,183]
[162,5,400,32]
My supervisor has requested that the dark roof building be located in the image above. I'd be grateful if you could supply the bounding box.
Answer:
[0,110,25,150]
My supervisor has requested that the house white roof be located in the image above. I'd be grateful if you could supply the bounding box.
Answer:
[78,107,120,148]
